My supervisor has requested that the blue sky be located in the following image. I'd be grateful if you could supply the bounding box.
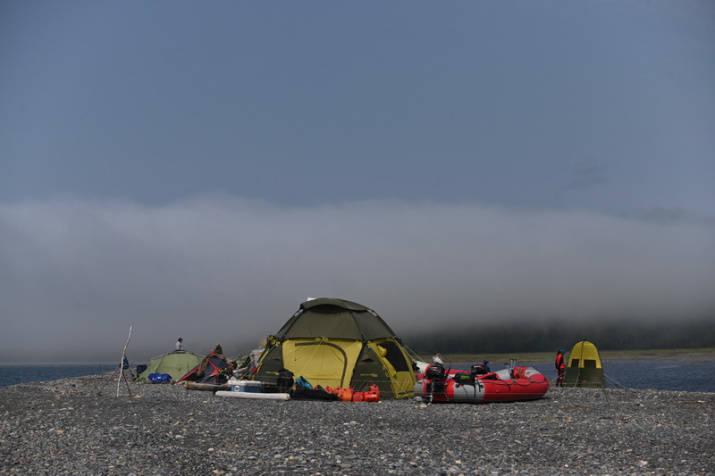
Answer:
[1,1,714,362]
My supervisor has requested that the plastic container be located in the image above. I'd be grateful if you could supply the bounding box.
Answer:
[364,383,380,402]
[363,392,379,402]
[231,380,262,393]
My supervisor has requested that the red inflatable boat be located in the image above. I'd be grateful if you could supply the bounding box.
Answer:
[415,364,549,404]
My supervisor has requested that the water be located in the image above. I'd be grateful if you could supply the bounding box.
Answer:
[0,363,116,388]
[598,358,715,393]
[445,356,715,393]
[1,357,714,392]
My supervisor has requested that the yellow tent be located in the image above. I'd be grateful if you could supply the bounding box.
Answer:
[253,298,416,399]
[564,340,606,388]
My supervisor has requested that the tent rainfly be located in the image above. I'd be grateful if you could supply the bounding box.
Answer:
[252,297,417,399]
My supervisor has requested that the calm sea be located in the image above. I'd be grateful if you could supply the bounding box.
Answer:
[1,357,713,392]
[525,358,715,393]
[0,363,116,388]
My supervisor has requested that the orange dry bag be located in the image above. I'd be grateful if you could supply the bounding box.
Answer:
[337,387,354,402]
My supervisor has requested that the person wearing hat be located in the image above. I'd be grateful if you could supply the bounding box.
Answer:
[555,349,566,387]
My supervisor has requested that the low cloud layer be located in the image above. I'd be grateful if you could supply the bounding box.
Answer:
[1,197,713,363]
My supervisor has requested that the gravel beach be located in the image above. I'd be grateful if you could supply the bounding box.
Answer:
[1,374,712,476]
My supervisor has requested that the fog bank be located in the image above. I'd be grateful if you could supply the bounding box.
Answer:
[1,198,713,363]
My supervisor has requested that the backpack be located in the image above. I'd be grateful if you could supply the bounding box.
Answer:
[277,368,295,393]
[453,372,474,385]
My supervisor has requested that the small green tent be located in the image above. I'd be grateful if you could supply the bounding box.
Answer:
[564,340,606,388]
[136,351,203,383]
[253,298,417,399]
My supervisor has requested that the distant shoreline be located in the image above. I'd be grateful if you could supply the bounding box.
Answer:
[420,347,715,364]
[1,347,714,366]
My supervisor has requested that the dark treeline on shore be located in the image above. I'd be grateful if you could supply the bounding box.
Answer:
[402,316,715,355]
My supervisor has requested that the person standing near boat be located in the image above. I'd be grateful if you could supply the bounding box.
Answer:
[555,349,566,387]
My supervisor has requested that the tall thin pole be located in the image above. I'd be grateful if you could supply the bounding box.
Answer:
[117,326,133,397]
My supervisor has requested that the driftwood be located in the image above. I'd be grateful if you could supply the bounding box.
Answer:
[97,326,133,397]
[117,326,133,397]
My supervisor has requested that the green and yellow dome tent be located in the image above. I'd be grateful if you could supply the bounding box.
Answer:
[252,298,417,399]
[136,351,203,383]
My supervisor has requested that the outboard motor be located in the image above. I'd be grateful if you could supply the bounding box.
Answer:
[470,364,487,376]
[425,363,446,380]
[424,363,447,404]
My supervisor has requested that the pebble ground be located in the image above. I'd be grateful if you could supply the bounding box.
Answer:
[0,374,713,475]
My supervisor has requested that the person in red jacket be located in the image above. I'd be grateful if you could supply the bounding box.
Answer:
[555,349,566,387]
